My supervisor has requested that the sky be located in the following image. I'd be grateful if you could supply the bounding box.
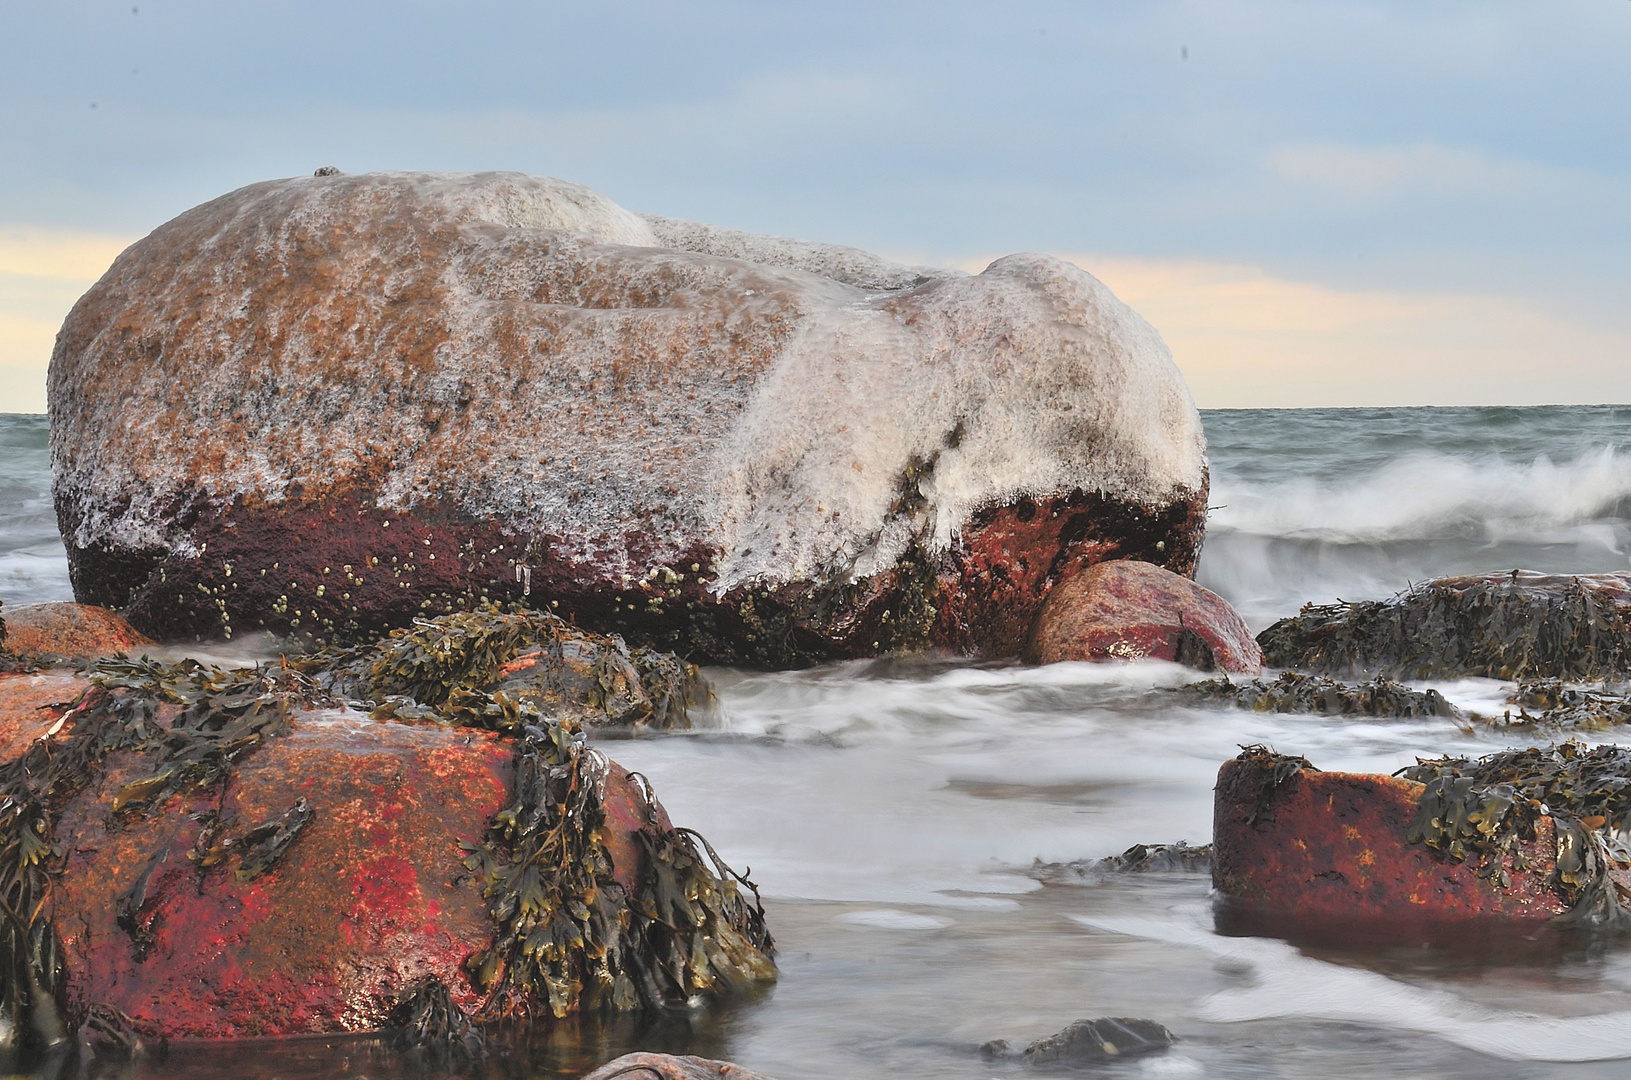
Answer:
[2,0,1628,412]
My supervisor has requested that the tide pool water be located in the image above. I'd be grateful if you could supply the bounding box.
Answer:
[5,405,1631,1079]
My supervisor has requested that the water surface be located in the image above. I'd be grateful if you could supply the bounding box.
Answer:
[8,407,1631,1078]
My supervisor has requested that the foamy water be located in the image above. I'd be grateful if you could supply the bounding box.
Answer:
[7,406,1631,1078]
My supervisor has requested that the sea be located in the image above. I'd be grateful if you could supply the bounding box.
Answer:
[6,405,1631,1079]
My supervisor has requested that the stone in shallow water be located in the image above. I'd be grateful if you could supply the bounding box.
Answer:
[50,171,1207,664]
[1026,559,1261,673]
[982,1016,1177,1065]
[1257,570,1631,680]
[0,602,151,659]
[1212,746,1570,929]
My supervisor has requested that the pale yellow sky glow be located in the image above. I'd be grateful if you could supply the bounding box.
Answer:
[0,227,135,413]
[977,255,1631,409]
[3,229,1626,413]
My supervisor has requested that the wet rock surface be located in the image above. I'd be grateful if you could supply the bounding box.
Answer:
[1176,671,1463,720]
[981,1017,1177,1066]
[0,602,150,661]
[51,171,1207,664]
[0,612,771,1066]
[1210,745,1623,929]
[1258,570,1631,680]
[1025,559,1261,673]
[581,1052,779,1080]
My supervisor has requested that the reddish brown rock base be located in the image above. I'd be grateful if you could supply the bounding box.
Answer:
[1026,559,1261,673]
[69,488,1202,666]
[1213,751,1566,927]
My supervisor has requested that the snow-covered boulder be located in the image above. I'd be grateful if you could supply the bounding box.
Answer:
[50,171,1207,664]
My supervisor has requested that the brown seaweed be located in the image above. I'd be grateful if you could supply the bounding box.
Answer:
[304,607,699,731]
[461,719,774,1022]
[1236,745,1318,827]
[385,977,487,1064]
[1259,574,1631,680]
[1399,740,1631,928]
[1177,672,1463,720]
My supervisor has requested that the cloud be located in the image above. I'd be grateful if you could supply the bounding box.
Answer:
[965,255,1631,409]
[1265,141,1578,201]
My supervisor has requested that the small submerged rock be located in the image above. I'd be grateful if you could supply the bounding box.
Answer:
[1258,570,1631,681]
[1026,560,1261,674]
[982,1017,1177,1065]
[1033,841,1212,884]
[1176,671,1463,721]
[580,1053,777,1080]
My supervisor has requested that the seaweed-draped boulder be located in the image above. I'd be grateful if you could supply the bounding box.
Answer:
[50,171,1208,664]
[1258,571,1631,680]
[0,618,769,1062]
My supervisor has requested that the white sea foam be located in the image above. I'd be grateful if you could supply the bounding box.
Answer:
[1210,446,1631,544]
[834,909,955,930]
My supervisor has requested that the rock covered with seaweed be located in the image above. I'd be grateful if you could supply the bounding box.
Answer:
[0,612,770,1067]
[1258,570,1631,680]
[50,171,1208,664]
[1212,743,1631,932]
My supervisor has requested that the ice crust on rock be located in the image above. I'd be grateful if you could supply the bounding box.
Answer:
[50,170,1205,597]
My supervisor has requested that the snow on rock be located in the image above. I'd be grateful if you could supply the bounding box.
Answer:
[50,170,1208,664]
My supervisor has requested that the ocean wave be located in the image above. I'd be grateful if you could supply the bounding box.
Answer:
[1209,446,1631,545]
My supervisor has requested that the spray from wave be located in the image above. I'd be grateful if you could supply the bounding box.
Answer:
[1197,409,1631,629]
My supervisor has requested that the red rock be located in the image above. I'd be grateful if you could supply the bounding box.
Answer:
[1212,751,1567,927]
[0,670,87,759]
[1,602,152,658]
[50,171,1209,665]
[0,674,699,1041]
[1024,559,1262,673]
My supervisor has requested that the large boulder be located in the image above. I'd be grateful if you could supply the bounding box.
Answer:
[1025,559,1260,673]
[1258,570,1631,680]
[0,633,771,1061]
[50,171,1208,665]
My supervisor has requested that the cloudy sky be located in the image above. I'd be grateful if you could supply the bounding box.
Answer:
[3,0,1628,411]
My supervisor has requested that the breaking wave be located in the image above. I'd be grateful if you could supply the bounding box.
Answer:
[1197,407,1631,629]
